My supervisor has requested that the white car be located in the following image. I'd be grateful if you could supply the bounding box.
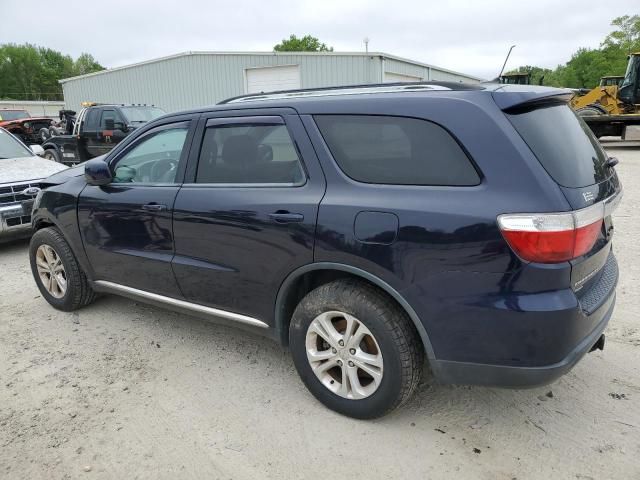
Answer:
[0,128,67,239]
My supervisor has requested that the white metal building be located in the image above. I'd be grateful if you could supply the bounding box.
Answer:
[0,100,65,117]
[60,51,482,112]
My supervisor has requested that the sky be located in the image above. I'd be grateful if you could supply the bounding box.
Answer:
[0,0,637,80]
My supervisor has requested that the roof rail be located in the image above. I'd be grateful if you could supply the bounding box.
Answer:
[219,81,482,104]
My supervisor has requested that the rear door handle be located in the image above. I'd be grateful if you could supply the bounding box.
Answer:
[141,203,167,212]
[269,211,304,223]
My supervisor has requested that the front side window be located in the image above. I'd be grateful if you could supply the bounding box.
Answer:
[99,110,123,130]
[195,123,305,184]
[112,127,189,183]
[314,115,480,186]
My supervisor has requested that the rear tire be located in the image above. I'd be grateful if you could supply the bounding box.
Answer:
[289,279,424,419]
[43,148,61,163]
[29,227,96,311]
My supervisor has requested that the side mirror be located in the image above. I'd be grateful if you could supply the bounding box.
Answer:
[30,145,45,157]
[85,158,113,186]
[114,121,127,132]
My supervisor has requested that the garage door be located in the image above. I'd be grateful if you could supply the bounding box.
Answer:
[384,72,422,83]
[246,65,301,94]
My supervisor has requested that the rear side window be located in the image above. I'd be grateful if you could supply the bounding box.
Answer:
[314,115,480,186]
[196,123,305,185]
[507,104,608,188]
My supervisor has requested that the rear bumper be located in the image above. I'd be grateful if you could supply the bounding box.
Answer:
[431,292,615,388]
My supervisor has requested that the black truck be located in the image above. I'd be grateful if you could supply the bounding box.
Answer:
[42,103,165,165]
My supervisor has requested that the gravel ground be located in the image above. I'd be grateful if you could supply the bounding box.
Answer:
[1,143,640,480]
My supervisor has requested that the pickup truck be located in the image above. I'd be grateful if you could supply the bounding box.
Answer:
[42,103,165,165]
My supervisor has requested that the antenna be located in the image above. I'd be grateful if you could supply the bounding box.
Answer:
[364,37,370,54]
[498,45,516,79]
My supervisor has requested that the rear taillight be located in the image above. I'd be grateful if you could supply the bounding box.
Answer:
[497,193,621,263]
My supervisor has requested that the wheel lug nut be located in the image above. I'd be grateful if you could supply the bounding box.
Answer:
[338,340,344,346]
[349,348,356,355]
[348,361,354,367]
[331,348,337,354]
[337,360,343,366]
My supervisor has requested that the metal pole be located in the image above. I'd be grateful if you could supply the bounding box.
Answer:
[498,45,516,79]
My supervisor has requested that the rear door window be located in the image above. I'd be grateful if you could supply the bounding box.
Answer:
[195,122,305,185]
[506,104,608,188]
[314,115,480,186]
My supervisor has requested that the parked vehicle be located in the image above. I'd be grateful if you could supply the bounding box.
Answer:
[0,109,54,145]
[0,128,67,240]
[29,82,621,418]
[37,109,74,143]
[41,103,165,165]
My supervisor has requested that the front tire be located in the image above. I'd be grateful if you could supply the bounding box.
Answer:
[29,227,96,311]
[289,279,424,419]
[43,149,61,163]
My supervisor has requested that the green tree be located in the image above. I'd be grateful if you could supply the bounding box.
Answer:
[602,14,640,53]
[0,44,104,100]
[274,34,333,52]
[73,53,103,76]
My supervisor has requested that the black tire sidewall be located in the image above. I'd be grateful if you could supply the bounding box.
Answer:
[44,149,61,163]
[290,283,407,419]
[29,229,77,311]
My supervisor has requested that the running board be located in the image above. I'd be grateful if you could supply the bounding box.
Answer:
[93,280,269,329]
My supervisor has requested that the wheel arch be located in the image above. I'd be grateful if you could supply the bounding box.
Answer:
[274,262,436,359]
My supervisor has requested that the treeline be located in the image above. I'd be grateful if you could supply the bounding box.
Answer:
[508,15,640,88]
[0,44,104,101]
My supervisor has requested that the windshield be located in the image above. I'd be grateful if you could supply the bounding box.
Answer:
[120,106,165,124]
[507,104,608,188]
[0,110,31,121]
[0,129,32,159]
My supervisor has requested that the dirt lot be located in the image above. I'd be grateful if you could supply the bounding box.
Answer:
[1,142,640,480]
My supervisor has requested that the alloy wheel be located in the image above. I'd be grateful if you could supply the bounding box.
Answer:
[305,311,384,400]
[35,244,67,299]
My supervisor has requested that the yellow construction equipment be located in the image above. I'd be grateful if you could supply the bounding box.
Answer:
[570,52,640,138]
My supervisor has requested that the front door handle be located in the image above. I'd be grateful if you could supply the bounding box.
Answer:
[269,211,304,223]
[141,203,167,212]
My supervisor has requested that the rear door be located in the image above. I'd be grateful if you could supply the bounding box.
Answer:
[171,109,325,325]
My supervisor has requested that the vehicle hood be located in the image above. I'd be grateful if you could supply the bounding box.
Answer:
[0,156,68,185]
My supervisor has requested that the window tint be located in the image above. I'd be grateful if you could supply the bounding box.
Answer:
[113,127,188,183]
[314,115,479,186]
[507,104,608,188]
[84,108,100,130]
[100,110,117,130]
[196,123,305,184]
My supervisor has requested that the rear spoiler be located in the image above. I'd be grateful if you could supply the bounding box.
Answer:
[492,87,573,111]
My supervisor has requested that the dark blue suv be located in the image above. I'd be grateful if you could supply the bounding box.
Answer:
[29,82,621,418]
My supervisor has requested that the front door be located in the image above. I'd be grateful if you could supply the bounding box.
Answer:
[172,111,326,325]
[78,118,196,297]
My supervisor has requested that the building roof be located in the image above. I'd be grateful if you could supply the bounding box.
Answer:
[59,51,483,84]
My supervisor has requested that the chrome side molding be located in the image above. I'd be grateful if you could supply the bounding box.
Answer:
[93,280,269,329]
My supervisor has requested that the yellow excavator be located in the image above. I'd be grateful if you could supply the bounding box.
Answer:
[570,52,640,138]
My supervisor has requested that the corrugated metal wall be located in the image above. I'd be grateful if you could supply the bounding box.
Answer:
[383,57,480,83]
[61,53,382,112]
[61,53,479,112]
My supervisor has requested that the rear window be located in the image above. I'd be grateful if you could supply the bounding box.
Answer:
[507,104,608,188]
[314,115,480,186]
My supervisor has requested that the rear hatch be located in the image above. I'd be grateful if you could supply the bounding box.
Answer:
[498,92,621,305]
